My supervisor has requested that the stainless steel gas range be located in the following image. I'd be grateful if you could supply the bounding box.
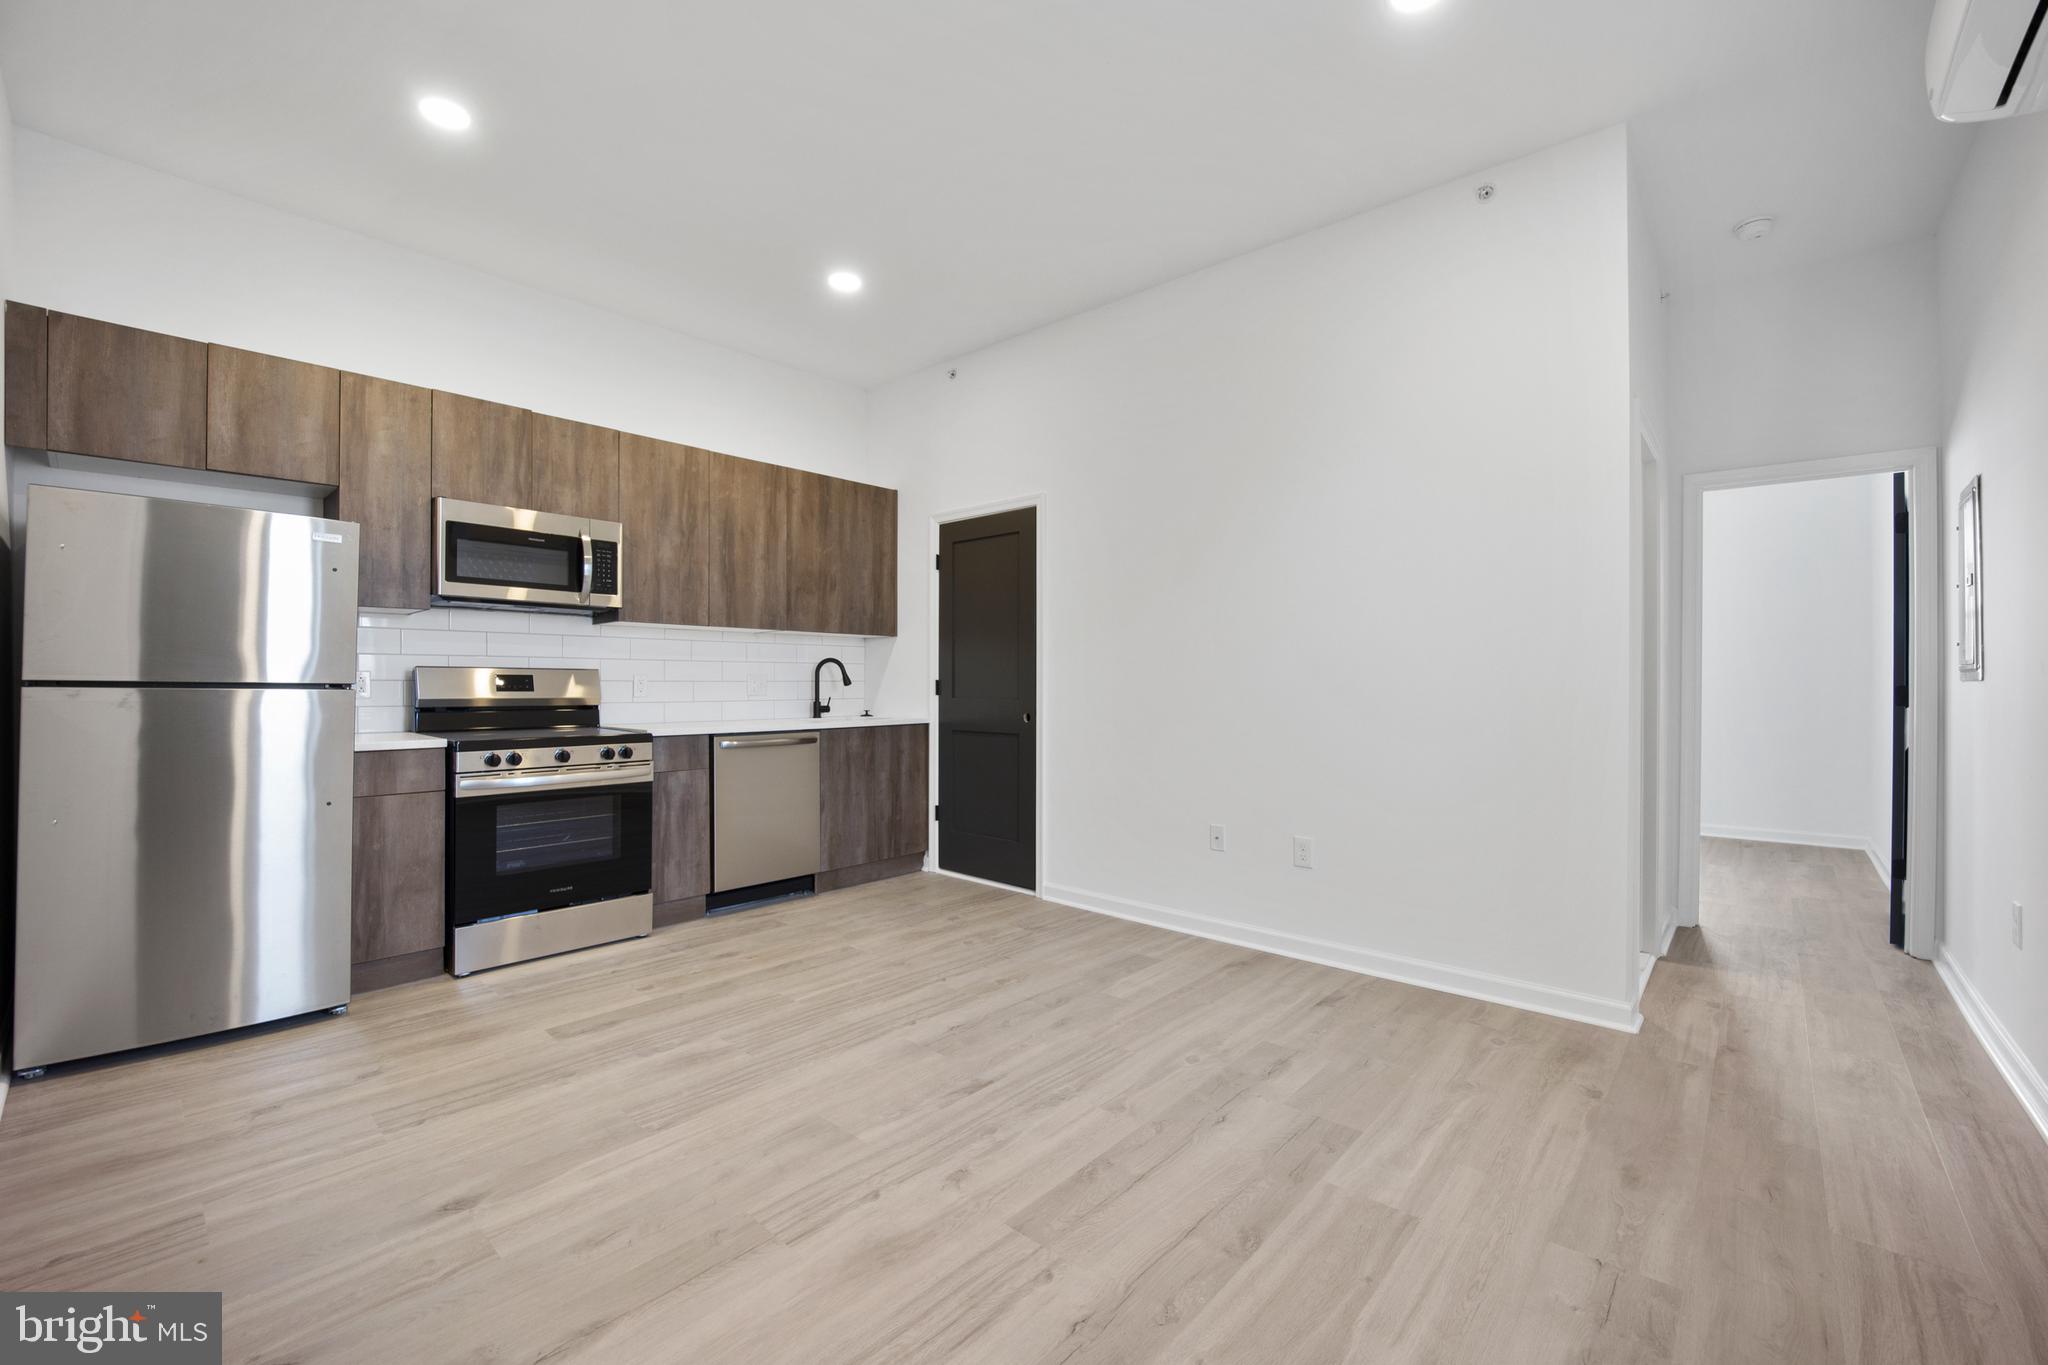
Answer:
[414,667,654,975]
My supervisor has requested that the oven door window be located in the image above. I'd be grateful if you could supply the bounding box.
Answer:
[450,783,652,926]
[444,521,582,592]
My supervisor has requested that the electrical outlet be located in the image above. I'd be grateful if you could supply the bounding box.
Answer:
[355,669,373,697]
[1208,824,1226,852]
[746,667,770,699]
[1292,836,1314,870]
[633,675,653,699]
[2015,902,2025,950]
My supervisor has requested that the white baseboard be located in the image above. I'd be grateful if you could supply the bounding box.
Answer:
[1935,948,2048,1146]
[1041,882,1643,1034]
[1699,825,1891,888]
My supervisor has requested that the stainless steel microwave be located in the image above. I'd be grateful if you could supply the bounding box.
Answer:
[434,498,623,612]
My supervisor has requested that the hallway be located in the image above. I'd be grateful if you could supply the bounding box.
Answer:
[1666,837,2048,1360]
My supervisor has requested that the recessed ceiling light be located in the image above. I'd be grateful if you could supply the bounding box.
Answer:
[826,270,864,296]
[417,96,472,132]
[1733,216,1776,242]
[1389,0,1441,12]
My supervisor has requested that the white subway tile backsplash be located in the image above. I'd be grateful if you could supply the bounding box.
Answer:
[355,605,875,731]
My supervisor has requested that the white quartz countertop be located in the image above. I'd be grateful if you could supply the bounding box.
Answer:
[641,715,927,738]
[354,714,927,751]
[354,731,449,752]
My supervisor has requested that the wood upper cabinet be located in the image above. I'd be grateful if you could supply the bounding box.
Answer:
[5,301,48,449]
[432,391,530,508]
[47,311,206,468]
[698,448,789,630]
[618,433,703,626]
[529,413,619,522]
[788,471,897,636]
[821,725,929,871]
[206,345,341,484]
[330,373,433,610]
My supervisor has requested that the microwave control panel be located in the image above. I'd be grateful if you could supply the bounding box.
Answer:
[591,541,619,596]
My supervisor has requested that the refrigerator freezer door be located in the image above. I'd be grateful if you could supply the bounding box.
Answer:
[13,686,355,1070]
[21,485,359,685]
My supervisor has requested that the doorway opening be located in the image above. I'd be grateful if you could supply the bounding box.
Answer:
[932,500,1040,892]
[1677,448,1940,958]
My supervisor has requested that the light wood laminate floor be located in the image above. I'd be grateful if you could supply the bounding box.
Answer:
[3,840,2045,1363]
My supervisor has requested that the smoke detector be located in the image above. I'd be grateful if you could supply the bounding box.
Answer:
[1732,216,1776,242]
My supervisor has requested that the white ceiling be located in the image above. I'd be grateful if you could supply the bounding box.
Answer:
[0,0,1972,385]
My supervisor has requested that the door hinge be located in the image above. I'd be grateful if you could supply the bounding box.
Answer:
[934,678,941,696]
[935,553,942,569]
[1895,511,1909,534]
[933,803,941,821]
[1896,684,1909,708]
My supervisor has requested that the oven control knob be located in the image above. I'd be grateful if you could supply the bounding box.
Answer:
[599,746,616,761]
[554,748,571,763]
[505,752,524,767]
[617,745,634,760]
[482,752,501,768]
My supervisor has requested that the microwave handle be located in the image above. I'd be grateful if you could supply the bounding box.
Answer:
[580,528,594,603]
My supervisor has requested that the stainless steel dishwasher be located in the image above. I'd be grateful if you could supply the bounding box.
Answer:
[711,731,821,899]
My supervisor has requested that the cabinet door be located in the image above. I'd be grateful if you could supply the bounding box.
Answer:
[351,790,446,962]
[654,767,710,909]
[47,312,206,468]
[332,374,433,611]
[618,433,704,625]
[529,412,620,521]
[788,471,898,636]
[432,391,530,508]
[5,301,48,449]
[206,345,341,483]
[821,725,928,870]
[698,448,789,630]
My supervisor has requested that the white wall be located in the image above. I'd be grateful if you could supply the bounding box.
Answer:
[1934,111,2048,1135]
[7,131,891,733]
[868,128,1640,1027]
[1628,152,1676,953]
[11,132,871,483]
[1699,474,1892,879]
[1661,234,1940,936]
[1666,238,1942,476]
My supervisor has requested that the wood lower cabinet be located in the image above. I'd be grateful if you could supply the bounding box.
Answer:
[653,768,711,924]
[330,373,433,610]
[206,344,340,483]
[4,301,48,448]
[47,312,207,469]
[820,725,929,872]
[788,470,897,636]
[432,391,530,509]
[351,751,446,990]
[529,412,620,522]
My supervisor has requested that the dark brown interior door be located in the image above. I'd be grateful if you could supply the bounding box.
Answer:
[938,507,1036,890]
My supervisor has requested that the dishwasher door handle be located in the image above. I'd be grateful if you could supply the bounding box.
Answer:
[718,734,819,750]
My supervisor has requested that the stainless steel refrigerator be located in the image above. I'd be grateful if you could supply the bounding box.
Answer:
[13,486,359,1074]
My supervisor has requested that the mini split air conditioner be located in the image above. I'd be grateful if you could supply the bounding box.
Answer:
[1928,0,2048,121]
